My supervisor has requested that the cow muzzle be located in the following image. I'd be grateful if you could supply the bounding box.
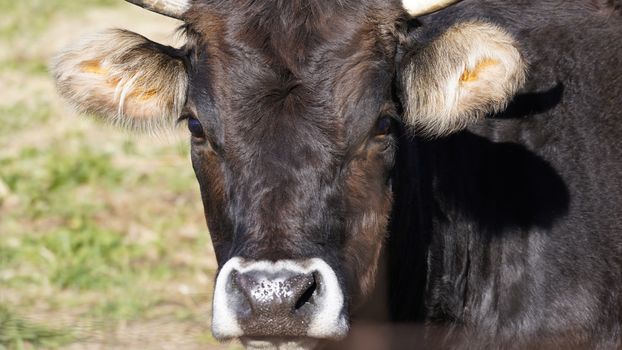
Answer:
[212,257,348,348]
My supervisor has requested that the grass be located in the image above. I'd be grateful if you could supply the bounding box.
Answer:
[0,306,73,350]
[0,1,231,348]
[0,101,54,136]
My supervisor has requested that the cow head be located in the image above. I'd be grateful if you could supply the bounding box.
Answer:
[52,0,525,348]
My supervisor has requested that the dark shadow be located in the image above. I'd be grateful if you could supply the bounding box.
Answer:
[495,82,565,119]
[420,131,570,232]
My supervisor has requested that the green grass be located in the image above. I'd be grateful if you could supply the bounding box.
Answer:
[0,130,214,346]
[0,141,120,220]
[0,306,73,349]
[8,226,143,290]
[0,101,54,136]
[0,59,49,76]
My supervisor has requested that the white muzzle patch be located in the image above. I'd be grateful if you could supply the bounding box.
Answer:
[211,257,349,342]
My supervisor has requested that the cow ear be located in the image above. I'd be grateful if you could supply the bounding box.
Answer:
[400,22,527,136]
[52,29,188,131]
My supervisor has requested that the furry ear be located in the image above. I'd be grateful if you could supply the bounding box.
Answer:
[400,22,527,136]
[52,29,188,131]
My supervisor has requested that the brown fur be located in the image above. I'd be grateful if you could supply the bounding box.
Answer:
[181,1,403,309]
[51,1,537,345]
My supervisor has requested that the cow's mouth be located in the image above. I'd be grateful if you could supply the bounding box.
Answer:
[240,337,320,350]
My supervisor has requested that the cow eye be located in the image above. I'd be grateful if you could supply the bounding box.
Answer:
[374,116,393,136]
[187,117,205,139]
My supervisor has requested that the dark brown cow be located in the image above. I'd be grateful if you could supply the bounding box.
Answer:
[52,0,622,349]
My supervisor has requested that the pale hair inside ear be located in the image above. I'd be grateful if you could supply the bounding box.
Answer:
[401,21,527,137]
[51,29,188,132]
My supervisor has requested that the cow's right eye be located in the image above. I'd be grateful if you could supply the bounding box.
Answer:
[373,116,394,137]
[187,117,206,139]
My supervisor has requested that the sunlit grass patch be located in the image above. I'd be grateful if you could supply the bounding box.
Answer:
[0,130,200,291]
[0,125,216,346]
[0,101,54,136]
[0,305,73,349]
[8,226,146,290]
[0,140,122,222]
[0,58,48,76]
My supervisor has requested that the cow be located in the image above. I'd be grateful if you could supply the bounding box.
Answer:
[52,0,622,349]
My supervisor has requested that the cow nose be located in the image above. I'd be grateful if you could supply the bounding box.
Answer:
[211,258,348,341]
[234,270,317,316]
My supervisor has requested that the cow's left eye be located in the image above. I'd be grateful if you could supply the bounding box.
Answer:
[187,117,206,139]
[374,116,393,136]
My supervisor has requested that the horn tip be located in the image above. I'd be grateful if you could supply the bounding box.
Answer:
[401,0,461,17]
[124,0,191,19]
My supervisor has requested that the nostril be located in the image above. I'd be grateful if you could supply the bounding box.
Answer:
[294,273,317,310]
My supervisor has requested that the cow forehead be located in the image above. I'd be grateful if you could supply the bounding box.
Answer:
[184,1,397,83]
[186,0,398,45]
[184,1,398,149]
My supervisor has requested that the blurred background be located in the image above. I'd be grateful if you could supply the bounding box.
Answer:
[0,1,237,348]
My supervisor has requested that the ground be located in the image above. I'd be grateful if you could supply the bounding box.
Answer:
[0,1,239,349]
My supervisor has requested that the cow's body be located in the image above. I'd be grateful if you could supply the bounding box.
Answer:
[52,0,622,349]
[383,1,622,348]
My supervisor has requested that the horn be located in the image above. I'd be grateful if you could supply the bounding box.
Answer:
[125,0,191,19]
[401,0,462,17]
